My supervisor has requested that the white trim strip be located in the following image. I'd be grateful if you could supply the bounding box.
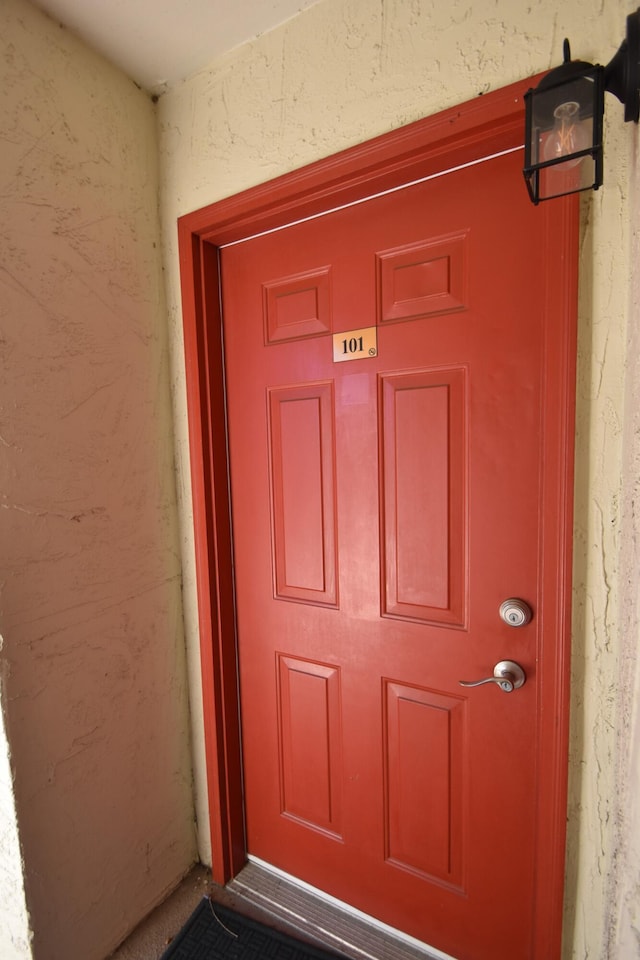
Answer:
[222,145,523,248]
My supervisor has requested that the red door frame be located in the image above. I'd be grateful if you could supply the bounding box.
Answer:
[177,75,578,958]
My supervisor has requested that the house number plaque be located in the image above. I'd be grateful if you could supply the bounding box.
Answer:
[332,326,377,363]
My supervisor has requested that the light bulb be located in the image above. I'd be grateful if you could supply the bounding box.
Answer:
[542,101,591,168]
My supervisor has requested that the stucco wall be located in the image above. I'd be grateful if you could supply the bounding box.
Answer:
[0,1,196,958]
[0,688,31,960]
[604,137,640,956]
[158,0,638,958]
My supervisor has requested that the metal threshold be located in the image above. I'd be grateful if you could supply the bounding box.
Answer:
[226,858,454,960]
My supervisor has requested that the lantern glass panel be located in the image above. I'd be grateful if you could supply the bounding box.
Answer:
[536,116,596,200]
[525,67,603,203]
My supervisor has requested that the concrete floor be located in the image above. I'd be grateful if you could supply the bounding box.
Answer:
[107,864,341,960]
[108,865,213,960]
[108,861,443,960]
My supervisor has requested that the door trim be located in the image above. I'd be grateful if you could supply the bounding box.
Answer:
[177,75,578,958]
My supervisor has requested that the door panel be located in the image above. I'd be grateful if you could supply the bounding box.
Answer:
[384,680,466,888]
[269,382,338,605]
[277,654,343,836]
[380,368,466,624]
[221,150,557,960]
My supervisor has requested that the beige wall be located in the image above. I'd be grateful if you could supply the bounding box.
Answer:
[158,1,639,958]
[0,1,196,958]
[0,695,31,960]
[605,137,640,956]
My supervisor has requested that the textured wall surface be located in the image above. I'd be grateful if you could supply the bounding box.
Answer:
[158,1,638,958]
[0,1,196,958]
[603,137,640,958]
[0,688,32,960]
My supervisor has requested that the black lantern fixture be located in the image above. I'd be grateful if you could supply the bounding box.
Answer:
[523,9,640,204]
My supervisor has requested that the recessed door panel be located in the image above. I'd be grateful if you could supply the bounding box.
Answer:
[376,233,468,323]
[383,680,466,888]
[277,655,342,837]
[269,382,337,606]
[264,266,332,344]
[380,368,466,625]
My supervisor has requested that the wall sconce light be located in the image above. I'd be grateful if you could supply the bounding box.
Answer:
[523,9,640,204]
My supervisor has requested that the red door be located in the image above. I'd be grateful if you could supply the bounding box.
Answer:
[221,148,570,960]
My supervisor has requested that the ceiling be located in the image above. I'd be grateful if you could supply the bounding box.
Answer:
[32,0,322,94]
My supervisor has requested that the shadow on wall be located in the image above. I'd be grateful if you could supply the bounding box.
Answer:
[562,193,595,958]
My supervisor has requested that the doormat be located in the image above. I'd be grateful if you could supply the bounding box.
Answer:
[160,897,344,960]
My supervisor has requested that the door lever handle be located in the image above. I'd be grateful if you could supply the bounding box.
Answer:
[459,660,526,693]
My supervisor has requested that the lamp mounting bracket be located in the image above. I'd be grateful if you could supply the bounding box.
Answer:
[604,8,640,122]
